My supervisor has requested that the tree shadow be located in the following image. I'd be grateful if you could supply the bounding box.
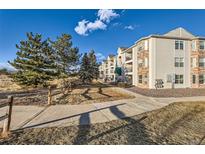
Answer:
[73,112,91,144]
[98,87,111,98]
[109,106,125,119]
[81,88,92,100]
[12,103,156,144]
[78,106,156,144]
[15,103,125,131]
[108,105,155,144]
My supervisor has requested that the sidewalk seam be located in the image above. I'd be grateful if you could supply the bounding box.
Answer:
[14,105,50,130]
[92,104,112,122]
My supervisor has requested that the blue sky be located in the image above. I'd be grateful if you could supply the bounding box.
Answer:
[1,9,205,69]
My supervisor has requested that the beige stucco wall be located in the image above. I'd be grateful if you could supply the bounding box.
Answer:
[132,46,138,86]
[149,37,191,89]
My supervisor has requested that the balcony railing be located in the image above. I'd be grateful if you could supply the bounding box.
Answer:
[125,54,132,61]
[110,70,114,73]
[110,63,114,66]
[125,67,132,73]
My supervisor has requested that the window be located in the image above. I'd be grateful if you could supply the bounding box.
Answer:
[199,58,205,67]
[199,41,205,50]
[192,41,196,51]
[138,59,143,67]
[199,74,205,84]
[144,75,148,84]
[138,75,143,83]
[175,74,183,84]
[175,40,184,50]
[192,75,196,84]
[138,46,143,51]
[175,57,184,67]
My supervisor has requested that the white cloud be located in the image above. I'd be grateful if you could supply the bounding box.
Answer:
[124,25,135,30]
[0,62,16,71]
[74,20,89,36]
[95,52,105,61]
[75,9,119,36]
[75,19,107,36]
[87,20,107,32]
[97,9,119,23]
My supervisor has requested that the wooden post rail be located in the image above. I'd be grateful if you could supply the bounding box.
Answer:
[1,96,13,137]
[48,86,52,105]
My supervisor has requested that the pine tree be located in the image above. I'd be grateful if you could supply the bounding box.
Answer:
[9,32,59,87]
[79,53,93,83]
[79,50,99,83]
[50,34,80,77]
[88,50,99,80]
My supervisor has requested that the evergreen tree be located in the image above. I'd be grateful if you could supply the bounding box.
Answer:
[79,50,99,83]
[50,34,80,77]
[9,32,58,87]
[88,50,99,80]
[79,53,93,83]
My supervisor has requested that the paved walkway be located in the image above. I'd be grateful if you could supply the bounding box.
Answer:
[1,88,205,130]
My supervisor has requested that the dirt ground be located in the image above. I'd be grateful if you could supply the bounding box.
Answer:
[0,82,134,106]
[128,86,205,97]
[1,101,204,145]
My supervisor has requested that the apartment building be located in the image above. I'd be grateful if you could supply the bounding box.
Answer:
[99,54,116,82]
[99,27,205,89]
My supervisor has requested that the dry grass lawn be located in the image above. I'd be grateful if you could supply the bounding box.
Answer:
[1,101,204,144]
[0,81,134,106]
[142,101,205,144]
[53,85,135,105]
[0,75,21,91]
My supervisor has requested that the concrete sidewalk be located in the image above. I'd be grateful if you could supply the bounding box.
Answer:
[1,89,205,131]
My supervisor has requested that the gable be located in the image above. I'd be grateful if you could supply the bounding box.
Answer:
[163,27,195,39]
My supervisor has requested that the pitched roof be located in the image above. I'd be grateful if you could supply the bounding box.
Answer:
[119,47,128,50]
[135,27,200,44]
[163,27,195,39]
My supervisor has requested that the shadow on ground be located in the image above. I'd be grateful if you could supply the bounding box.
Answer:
[4,103,156,145]
[2,101,204,145]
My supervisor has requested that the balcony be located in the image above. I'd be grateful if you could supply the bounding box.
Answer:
[110,63,114,66]
[110,69,114,73]
[125,53,132,62]
[125,66,133,73]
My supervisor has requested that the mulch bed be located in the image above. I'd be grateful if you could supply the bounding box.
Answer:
[0,101,204,145]
[127,87,205,97]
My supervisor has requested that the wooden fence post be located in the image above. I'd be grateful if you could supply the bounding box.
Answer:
[48,86,52,105]
[2,96,13,137]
